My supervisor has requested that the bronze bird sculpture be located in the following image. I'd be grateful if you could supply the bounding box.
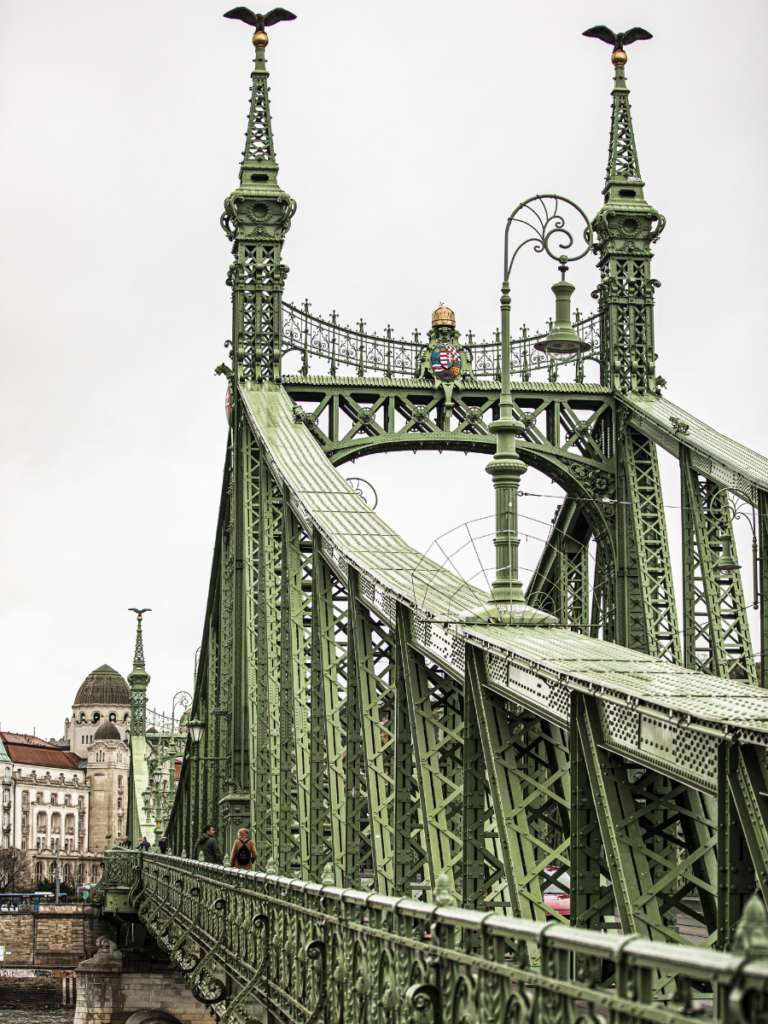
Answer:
[223,7,297,32]
[129,607,152,619]
[582,25,653,52]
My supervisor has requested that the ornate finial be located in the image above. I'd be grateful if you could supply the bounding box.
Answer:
[432,303,455,328]
[582,25,653,64]
[321,862,335,886]
[733,895,768,959]
[433,872,456,908]
[224,6,297,48]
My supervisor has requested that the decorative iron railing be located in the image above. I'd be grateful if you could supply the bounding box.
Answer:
[94,849,768,1024]
[145,707,187,735]
[282,301,600,381]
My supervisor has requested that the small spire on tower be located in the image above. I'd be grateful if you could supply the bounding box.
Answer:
[127,609,151,740]
[582,25,653,198]
[127,608,151,678]
[584,24,663,397]
[224,7,297,187]
[221,7,298,383]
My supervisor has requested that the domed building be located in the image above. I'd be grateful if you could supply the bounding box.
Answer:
[64,665,131,757]
[85,719,129,852]
[59,664,132,852]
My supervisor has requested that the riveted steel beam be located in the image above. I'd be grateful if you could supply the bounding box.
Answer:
[397,606,463,901]
[466,647,550,925]
[347,572,396,894]
[680,446,756,683]
[307,531,347,883]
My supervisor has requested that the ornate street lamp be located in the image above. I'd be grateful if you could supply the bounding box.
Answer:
[535,266,590,356]
[465,195,592,625]
[187,718,204,744]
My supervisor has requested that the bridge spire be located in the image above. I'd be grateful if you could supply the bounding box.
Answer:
[589,34,665,396]
[127,609,151,737]
[604,51,642,196]
[221,14,297,383]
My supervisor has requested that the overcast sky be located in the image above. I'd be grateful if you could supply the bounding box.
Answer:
[2,0,767,739]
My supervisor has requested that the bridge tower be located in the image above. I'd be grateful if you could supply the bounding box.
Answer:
[588,48,682,660]
[126,611,150,845]
[221,31,296,384]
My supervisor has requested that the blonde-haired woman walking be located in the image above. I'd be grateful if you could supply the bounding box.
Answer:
[230,828,257,870]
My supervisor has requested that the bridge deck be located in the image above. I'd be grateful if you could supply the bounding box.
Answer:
[241,383,768,793]
[624,393,768,502]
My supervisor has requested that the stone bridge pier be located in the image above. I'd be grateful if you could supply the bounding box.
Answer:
[73,931,211,1024]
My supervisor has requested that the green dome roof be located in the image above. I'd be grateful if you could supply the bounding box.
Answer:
[74,664,130,707]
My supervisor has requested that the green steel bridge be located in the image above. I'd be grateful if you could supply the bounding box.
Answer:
[92,16,768,1024]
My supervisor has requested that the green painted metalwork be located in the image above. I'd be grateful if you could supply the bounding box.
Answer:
[96,849,768,1024]
[593,52,664,396]
[680,445,756,683]
[125,30,768,1018]
[282,300,600,381]
[616,422,681,660]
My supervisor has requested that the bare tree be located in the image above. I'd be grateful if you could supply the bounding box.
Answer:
[0,848,34,893]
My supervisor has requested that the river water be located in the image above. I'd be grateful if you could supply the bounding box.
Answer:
[0,1012,74,1022]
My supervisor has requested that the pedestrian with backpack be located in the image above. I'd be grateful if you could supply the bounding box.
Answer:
[230,828,257,870]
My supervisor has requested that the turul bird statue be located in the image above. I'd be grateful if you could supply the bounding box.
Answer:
[129,608,152,619]
[223,7,297,31]
[582,25,653,51]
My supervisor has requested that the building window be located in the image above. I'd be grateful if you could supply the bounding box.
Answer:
[21,839,26,851]
[51,812,61,834]
[92,713,100,724]
[36,812,46,831]
[3,768,10,783]
[2,790,9,807]
[78,797,84,810]
[77,863,84,880]
[109,713,116,722]
[64,794,71,807]
[118,776,123,789]
[35,862,42,880]
[21,790,29,807]
[50,794,57,806]
[2,836,8,850]
[2,812,9,829]
[65,813,75,834]
[117,753,122,763]
[36,792,43,804]
[22,815,27,830]
[117,797,122,810]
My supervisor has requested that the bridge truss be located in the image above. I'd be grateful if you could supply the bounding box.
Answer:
[148,28,768,962]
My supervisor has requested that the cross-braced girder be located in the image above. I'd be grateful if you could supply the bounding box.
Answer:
[165,384,768,960]
[680,446,756,683]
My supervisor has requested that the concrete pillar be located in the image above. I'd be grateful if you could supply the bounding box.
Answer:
[74,939,209,1024]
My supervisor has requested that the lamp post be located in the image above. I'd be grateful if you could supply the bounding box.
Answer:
[184,716,239,855]
[465,195,592,625]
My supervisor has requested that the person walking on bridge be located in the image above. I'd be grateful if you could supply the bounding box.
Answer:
[193,824,224,865]
[230,828,257,870]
